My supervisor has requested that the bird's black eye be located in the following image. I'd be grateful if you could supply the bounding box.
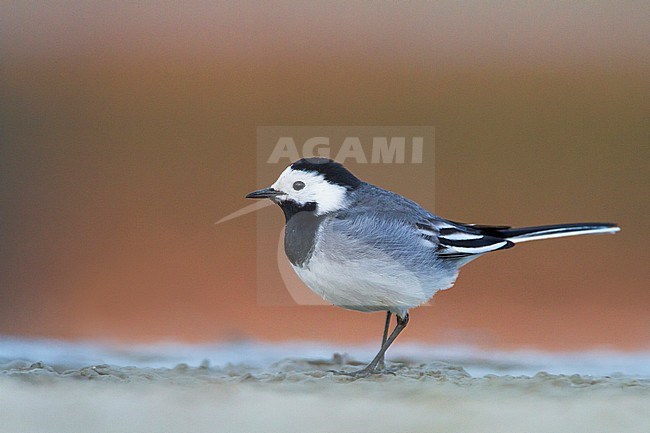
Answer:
[292,181,305,191]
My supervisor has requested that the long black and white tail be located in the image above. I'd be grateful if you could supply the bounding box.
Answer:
[433,220,620,259]
[480,222,621,244]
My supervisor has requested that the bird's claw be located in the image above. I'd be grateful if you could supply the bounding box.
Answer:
[328,366,396,378]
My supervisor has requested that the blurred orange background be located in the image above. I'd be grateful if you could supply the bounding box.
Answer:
[1,1,648,350]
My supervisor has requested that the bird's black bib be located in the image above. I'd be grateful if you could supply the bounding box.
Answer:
[279,201,323,267]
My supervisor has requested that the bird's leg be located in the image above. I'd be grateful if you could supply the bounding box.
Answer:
[346,313,409,377]
[377,311,392,371]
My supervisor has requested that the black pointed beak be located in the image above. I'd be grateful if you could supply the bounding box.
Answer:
[245,187,285,199]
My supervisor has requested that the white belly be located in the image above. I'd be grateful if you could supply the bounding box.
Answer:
[292,248,458,317]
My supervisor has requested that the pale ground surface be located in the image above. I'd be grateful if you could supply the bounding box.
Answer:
[2,353,650,433]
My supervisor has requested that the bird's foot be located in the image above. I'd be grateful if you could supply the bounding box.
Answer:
[329,364,396,378]
[329,367,375,378]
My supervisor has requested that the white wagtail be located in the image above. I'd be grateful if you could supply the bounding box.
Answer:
[246,158,620,376]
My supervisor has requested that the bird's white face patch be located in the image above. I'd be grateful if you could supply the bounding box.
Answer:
[271,167,348,215]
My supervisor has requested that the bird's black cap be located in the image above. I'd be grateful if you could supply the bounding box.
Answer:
[290,158,362,189]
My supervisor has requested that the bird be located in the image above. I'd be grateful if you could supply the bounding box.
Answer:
[245,157,620,377]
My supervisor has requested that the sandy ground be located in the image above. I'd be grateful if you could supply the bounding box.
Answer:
[2,354,649,433]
